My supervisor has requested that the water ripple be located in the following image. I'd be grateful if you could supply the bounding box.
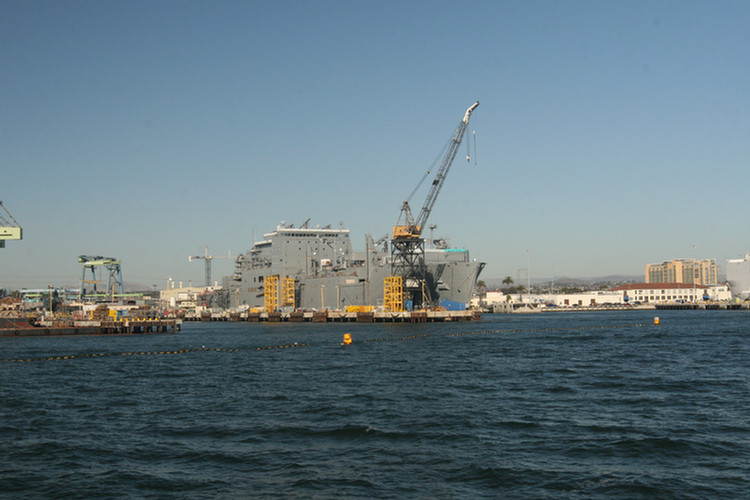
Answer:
[1,311,749,499]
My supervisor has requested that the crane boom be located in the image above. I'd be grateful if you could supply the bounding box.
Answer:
[393,101,479,239]
[0,201,22,246]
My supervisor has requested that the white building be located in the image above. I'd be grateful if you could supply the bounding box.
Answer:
[473,289,626,308]
[160,283,222,310]
[473,283,732,309]
[727,254,750,300]
[611,283,731,303]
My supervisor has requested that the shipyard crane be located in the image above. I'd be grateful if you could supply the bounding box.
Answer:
[189,247,233,287]
[78,255,123,301]
[0,201,22,248]
[391,101,479,308]
[393,101,479,239]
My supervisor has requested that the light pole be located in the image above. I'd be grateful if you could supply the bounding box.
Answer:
[526,249,531,294]
[692,245,697,304]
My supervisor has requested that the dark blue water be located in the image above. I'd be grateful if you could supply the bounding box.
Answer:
[1,310,749,499]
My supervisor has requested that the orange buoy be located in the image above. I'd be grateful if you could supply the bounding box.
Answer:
[342,333,352,345]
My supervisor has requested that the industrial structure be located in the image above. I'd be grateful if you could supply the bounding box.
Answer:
[390,101,479,309]
[78,255,124,301]
[0,201,22,248]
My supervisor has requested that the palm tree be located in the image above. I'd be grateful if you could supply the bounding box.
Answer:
[476,280,487,304]
[502,276,514,292]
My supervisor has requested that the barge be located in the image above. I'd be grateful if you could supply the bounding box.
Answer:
[0,317,180,337]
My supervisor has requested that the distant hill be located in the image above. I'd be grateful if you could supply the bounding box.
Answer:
[482,275,642,291]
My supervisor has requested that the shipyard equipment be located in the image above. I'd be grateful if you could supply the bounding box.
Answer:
[0,201,22,248]
[189,247,233,287]
[391,101,479,309]
[78,255,124,301]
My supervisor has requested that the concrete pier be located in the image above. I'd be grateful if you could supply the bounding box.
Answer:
[654,303,750,310]
[184,310,481,323]
[1,318,181,337]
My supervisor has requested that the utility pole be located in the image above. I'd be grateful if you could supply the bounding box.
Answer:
[692,245,697,304]
[526,249,531,293]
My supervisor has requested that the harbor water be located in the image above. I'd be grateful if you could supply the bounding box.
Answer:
[1,310,749,499]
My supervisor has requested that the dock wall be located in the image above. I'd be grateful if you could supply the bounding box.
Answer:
[184,310,481,323]
[1,318,181,337]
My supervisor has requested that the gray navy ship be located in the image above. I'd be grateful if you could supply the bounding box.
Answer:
[223,221,484,311]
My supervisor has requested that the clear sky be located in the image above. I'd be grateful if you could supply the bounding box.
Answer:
[2,0,749,290]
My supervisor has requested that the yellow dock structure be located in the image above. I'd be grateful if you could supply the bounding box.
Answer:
[384,276,404,312]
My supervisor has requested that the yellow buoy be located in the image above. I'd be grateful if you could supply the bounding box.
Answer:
[342,333,352,345]
[654,316,660,325]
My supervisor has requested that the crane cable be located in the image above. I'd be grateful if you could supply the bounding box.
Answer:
[0,201,20,227]
[407,168,432,204]
[473,129,478,166]
[468,110,478,166]
[0,201,20,226]
[405,134,454,204]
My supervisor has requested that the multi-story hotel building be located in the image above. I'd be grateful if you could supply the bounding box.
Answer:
[645,259,718,286]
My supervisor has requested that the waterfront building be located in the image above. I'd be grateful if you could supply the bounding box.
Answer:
[726,253,750,299]
[610,283,730,303]
[474,289,625,308]
[473,283,732,309]
[160,284,222,310]
[645,259,718,286]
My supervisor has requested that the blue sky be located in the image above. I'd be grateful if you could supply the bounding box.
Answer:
[2,0,749,289]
